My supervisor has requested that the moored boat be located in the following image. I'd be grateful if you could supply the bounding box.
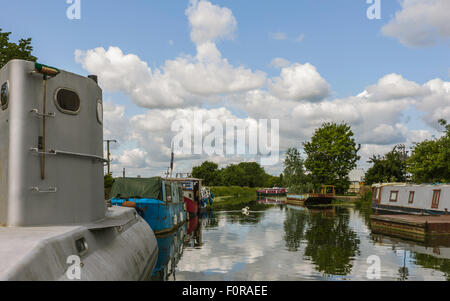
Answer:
[110,177,188,235]
[257,187,287,197]
[286,185,336,206]
[0,60,158,280]
[166,178,204,217]
[372,183,450,215]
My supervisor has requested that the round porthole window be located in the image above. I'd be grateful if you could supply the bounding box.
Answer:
[96,100,103,124]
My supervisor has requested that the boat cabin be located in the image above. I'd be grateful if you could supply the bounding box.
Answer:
[372,183,450,215]
[166,177,203,215]
[110,177,187,234]
[0,60,105,226]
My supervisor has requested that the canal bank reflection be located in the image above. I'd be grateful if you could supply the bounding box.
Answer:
[284,204,360,275]
[150,202,450,281]
[371,233,450,281]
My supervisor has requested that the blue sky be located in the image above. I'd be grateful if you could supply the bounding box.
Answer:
[1,0,449,176]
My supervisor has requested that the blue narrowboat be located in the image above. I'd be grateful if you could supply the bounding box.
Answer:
[110,177,187,235]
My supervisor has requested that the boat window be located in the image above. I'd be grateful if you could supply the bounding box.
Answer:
[408,191,415,204]
[432,190,441,209]
[389,191,398,202]
[55,88,80,114]
[179,186,183,200]
[1,82,8,110]
[165,183,172,202]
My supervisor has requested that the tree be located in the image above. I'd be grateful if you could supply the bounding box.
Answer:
[220,164,245,186]
[192,161,222,186]
[0,29,37,68]
[237,162,267,187]
[193,160,281,188]
[303,122,360,193]
[407,119,450,183]
[364,145,408,185]
[283,147,306,188]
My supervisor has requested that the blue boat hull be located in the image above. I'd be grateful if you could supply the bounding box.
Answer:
[111,198,187,235]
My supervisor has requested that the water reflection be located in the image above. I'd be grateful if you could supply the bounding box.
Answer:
[150,201,450,281]
[371,233,450,281]
[151,223,187,281]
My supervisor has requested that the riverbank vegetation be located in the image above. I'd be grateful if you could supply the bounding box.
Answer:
[0,28,37,68]
[192,161,282,187]
[283,122,360,195]
[209,186,257,198]
[365,119,449,184]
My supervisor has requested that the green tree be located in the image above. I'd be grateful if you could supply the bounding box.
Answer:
[365,145,408,184]
[264,174,283,188]
[303,122,360,193]
[283,147,306,187]
[0,29,37,68]
[221,164,245,186]
[237,162,267,187]
[192,161,222,186]
[407,119,450,183]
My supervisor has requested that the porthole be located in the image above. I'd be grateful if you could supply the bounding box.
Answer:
[1,82,9,110]
[75,237,88,255]
[54,88,80,114]
[96,100,103,124]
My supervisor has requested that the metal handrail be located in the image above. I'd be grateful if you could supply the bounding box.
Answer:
[30,186,58,193]
[30,109,56,118]
[30,148,107,162]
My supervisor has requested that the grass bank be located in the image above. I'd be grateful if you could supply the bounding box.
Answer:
[210,186,258,198]
[208,186,269,211]
[210,197,269,211]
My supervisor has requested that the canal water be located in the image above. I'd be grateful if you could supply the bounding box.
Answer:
[151,201,450,281]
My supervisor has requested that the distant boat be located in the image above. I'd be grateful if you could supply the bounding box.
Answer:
[372,183,450,215]
[166,178,205,217]
[256,187,287,197]
[286,185,336,206]
[0,60,158,280]
[111,177,187,235]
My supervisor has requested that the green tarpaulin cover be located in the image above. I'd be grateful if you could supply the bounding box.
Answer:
[110,177,162,199]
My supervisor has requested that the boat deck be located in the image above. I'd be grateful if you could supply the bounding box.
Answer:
[371,214,450,241]
[0,226,79,278]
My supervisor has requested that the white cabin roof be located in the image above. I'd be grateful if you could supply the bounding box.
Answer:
[372,183,450,188]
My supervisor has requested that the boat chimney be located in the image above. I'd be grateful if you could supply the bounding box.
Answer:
[88,75,98,83]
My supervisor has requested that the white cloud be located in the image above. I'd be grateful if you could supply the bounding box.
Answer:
[415,78,450,129]
[270,58,291,69]
[103,101,128,145]
[296,34,305,42]
[364,73,430,101]
[75,1,265,109]
[186,0,237,45]
[382,0,450,47]
[269,63,330,101]
[117,148,151,169]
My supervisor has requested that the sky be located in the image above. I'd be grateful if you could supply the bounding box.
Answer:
[1,0,449,177]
